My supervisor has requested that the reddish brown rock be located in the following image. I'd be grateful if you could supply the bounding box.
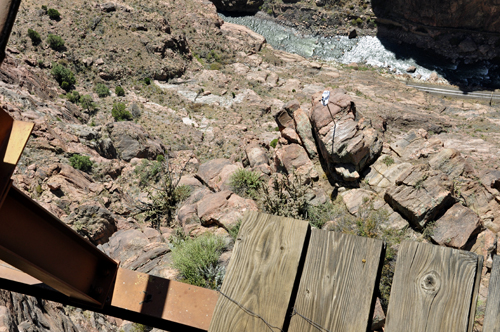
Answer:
[431,203,482,249]
[309,90,382,181]
[195,158,232,191]
[275,144,318,182]
[108,122,163,161]
[293,107,318,159]
[385,166,454,229]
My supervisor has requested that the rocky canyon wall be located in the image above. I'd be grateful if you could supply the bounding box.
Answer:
[372,0,500,62]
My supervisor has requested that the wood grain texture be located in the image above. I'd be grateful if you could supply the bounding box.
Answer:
[288,229,384,332]
[483,255,500,332]
[208,211,309,332]
[385,241,481,332]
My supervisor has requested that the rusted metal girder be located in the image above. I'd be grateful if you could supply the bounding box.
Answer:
[0,186,119,306]
[0,105,218,330]
[0,261,219,331]
[0,0,21,63]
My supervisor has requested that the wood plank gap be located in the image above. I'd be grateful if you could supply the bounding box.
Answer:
[468,255,483,332]
[482,255,500,332]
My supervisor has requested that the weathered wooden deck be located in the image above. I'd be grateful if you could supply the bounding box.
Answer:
[210,211,485,332]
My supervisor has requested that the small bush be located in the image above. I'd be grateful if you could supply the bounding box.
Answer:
[270,138,278,149]
[67,90,80,103]
[260,173,310,220]
[382,156,395,167]
[229,168,262,200]
[228,220,242,241]
[112,102,132,121]
[51,63,75,90]
[138,155,191,229]
[79,94,95,111]
[171,233,226,289]
[209,62,222,71]
[69,154,93,172]
[47,34,64,50]
[115,86,125,96]
[144,77,151,85]
[41,5,47,11]
[94,83,110,98]
[27,29,41,45]
[47,8,60,20]
[307,201,341,229]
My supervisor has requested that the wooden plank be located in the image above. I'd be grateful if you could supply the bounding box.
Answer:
[208,212,309,332]
[288,229,384,332]
[385,241,481,332]
[483,255,500,331]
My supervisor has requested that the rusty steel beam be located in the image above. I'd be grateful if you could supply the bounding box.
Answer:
[0,186,119,306]
[0,0,21,63]
[0,262,219,331]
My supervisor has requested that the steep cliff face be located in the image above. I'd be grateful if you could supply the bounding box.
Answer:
[372,0,500,62]
[209,0,264,13]
[372,0,500,32]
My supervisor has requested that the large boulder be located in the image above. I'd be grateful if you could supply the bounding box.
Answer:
[196,190,258,228]
[108,122,163,161]
[221,22,266,53]
[309,90,382,181]
[275,144,318,182]
[64,204,118,245]
[384,165,455,229]
[209,0,264,13]
[431,203,482,249]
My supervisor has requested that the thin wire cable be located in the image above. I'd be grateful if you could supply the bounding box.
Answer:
[291,308,332,332]
[217,290,333,332]
[217,290,284,332]
[325,103,337,156]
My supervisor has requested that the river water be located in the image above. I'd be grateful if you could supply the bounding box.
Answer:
[220,13,499,88]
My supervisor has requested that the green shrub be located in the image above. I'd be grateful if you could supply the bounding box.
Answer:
[51,63,75,90]
[47,8,60,20]
[115,86,125,96]
[144,77,151,85]
[27,29,41,45]
[171,233,226,289]
[270,138,278,148]
[260,173,310,220]
[112,102,132,121]
[67,90,80,103]
[79,94,95,111]
[41,5,47,11]
[47,34,64,50]
[307,201,341,229]
[209,62,222,71]
[137,155,191,228]
[228,220,242,241]
[69,154,93,172]
[382,156,395,167]
[94,83,110,98]
[229,168,262,200]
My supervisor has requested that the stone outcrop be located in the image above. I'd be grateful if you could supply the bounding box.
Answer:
[431,203,482,249]
[309,90,382,181]
[275,143,318,182]
[64,204,118,245]
[221,22,266,53]
[107,122,164,161]
[384,165,455,229]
